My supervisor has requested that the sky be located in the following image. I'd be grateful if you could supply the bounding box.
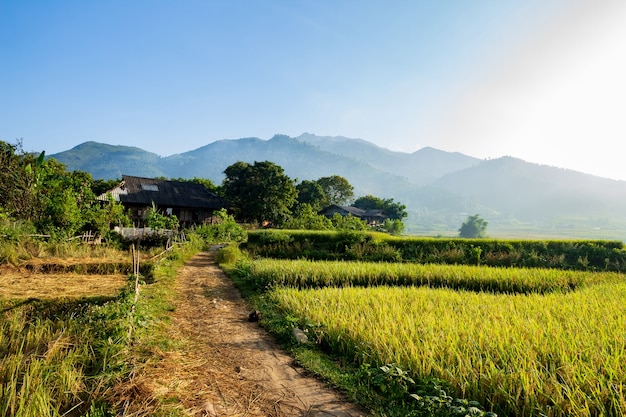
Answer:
[2,1,626,180]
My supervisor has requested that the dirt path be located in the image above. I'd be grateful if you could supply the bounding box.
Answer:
[122,250,367,416]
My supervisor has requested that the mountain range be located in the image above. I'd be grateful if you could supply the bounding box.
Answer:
[49,133,626,239]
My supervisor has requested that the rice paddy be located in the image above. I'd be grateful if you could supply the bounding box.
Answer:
[242,258,626,416]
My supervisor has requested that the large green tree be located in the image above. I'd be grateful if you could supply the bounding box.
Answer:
[316,175,354,206]
[458,214,488,238]
[296,180,328,211]
[222,161,297,226]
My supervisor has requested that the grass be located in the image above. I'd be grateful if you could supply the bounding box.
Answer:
[0,273,128,299]
[0,234,204,417]
[0,294,134,417]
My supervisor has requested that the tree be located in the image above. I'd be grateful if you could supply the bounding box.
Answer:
[222,161,297,226]
[353,195,407,220]
[296,180,328,211]
[36,165,100,237]
[88,193,130,237]
[458,214,488,238]
[0,139,44,221]
[316,175,354,206]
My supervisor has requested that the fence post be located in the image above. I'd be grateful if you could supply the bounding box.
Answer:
[132,244,140,302]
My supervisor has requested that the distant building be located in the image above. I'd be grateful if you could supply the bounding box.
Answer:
[98,175,226,227]
[319,204,386,226]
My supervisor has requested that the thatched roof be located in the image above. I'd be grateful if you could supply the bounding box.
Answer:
[99,175,225,209]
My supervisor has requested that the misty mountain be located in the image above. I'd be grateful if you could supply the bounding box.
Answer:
[432,156,626,224]
[296,133,481,185]
[48,134,626,238]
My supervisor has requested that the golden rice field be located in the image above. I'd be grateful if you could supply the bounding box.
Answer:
[249,259,626,417]
[248,258,624,293]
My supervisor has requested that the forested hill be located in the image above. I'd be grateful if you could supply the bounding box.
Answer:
[49,134,626,238]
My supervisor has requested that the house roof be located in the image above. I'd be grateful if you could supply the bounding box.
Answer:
[320,205,386,219]
[99,175,225,209]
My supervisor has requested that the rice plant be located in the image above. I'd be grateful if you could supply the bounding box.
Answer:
[269,282,626,416]
[244,258,623,294]
[0,294,133,416]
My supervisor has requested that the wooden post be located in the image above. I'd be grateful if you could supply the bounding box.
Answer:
[132,245,140,302]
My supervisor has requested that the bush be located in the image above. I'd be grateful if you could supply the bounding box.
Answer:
[191,209,247,245]
[243,230,626,271]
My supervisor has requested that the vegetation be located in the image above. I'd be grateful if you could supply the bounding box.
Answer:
[269,283,626,416]
[353,194,408,220]
[222,160,298,226]
[0,140,130,241]
[0,296,133,416]
[0,213,242,416]
[145,202,179,231]
[4,138,626,416]
[226,247,626,417]
[295,180,328,211]
[238,258,623,294]
[190,208,246,244]
[316,175,355,205]
[243,230,626,271]
[459,214,489,238]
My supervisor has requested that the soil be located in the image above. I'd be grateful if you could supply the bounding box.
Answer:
[120,250,368,416]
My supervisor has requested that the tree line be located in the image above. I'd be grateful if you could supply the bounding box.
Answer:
[0,140,408,240]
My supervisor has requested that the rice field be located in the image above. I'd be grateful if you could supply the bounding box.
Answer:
[247,258,624,293]
[244,258,626,416]
[0,253,136,416]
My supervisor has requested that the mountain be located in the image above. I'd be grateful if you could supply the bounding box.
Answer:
[49,134,626,239]
[296,133,480,185]
[432,156,626,224]
[49,141,166,180]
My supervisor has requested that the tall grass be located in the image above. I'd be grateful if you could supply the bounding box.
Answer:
[0,295,133,417]
[0,234,205,416]
[269,283,626,416]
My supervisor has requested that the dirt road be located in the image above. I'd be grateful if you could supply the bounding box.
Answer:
[121,250,367,416]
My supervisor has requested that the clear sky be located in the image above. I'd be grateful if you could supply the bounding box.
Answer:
[2,1,625,180]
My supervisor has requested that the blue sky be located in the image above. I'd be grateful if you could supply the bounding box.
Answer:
[2,1,626,180]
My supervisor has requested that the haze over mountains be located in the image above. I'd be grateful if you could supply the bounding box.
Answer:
[49,133,626,239]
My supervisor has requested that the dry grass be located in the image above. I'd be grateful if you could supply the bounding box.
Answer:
[0,268,128,299]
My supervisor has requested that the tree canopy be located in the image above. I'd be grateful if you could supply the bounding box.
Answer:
[353,194,408,220]
[458,214,488,238]
[0,139,130,239]
[316,175,354,206]
[222,160,298,226]
[296,180,328,211]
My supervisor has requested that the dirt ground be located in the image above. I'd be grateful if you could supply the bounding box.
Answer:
[120,250,368,416]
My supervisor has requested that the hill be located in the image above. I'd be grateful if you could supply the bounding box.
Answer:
[49,141,166,180]
[49,134,626,239]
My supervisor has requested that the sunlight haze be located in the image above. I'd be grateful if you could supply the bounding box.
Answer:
[1,0,625,180]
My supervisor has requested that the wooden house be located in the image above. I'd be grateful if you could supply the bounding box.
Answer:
[99,175,226,227]
[319,204,386,226]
